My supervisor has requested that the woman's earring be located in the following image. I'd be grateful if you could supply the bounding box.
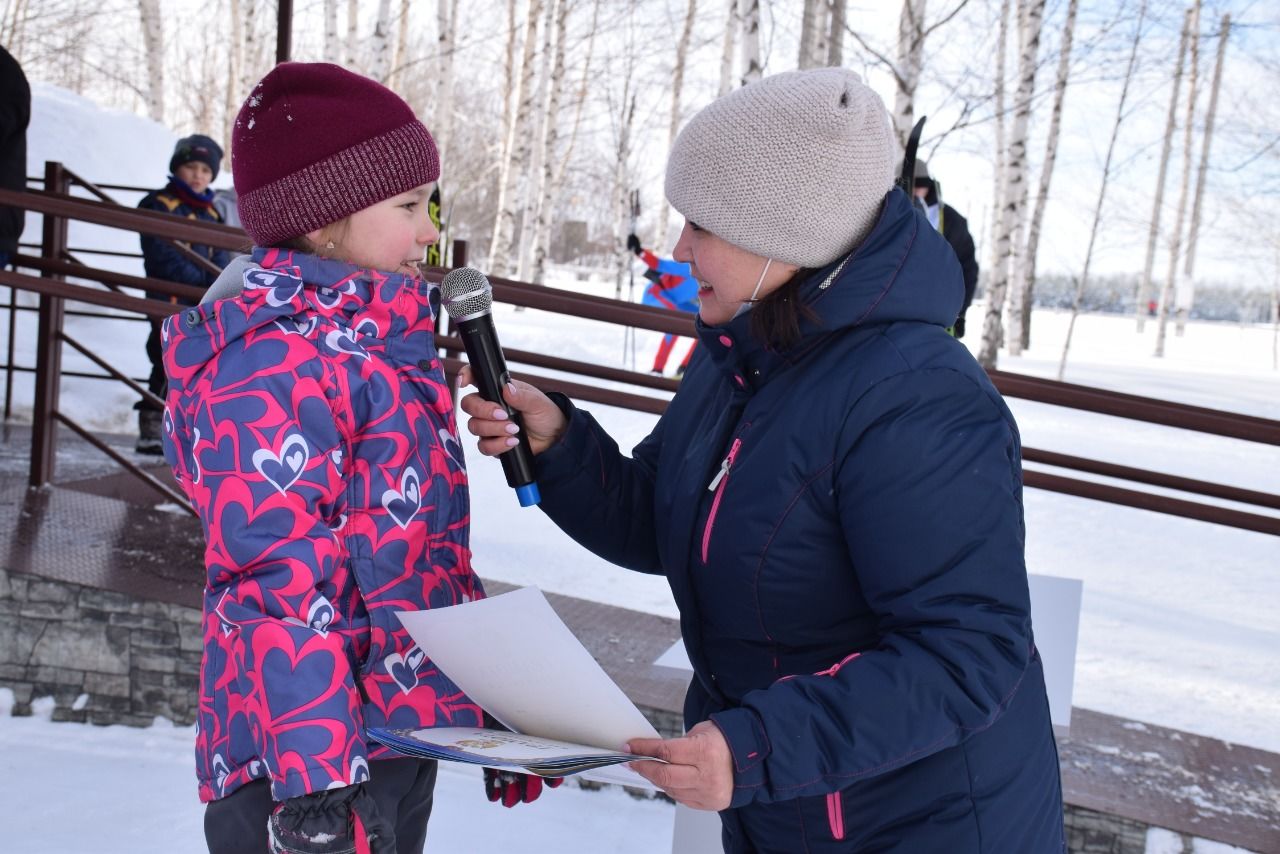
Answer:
[325,240,335,251]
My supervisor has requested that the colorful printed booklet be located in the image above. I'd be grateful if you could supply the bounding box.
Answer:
[368,725,657,778]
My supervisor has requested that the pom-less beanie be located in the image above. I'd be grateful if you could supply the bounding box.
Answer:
[231,62,439,247]
[170,135,224,181]
[664,68,895,268]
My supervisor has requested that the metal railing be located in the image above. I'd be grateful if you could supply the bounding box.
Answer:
[1,164,1277,535]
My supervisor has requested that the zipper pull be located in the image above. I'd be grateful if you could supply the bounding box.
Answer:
[708,456,731,492]
[707,439,742,492]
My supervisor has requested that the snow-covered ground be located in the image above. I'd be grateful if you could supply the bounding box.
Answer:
[1,83,1275,854]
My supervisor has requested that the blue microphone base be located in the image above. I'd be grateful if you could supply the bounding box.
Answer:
[515,482,541,507]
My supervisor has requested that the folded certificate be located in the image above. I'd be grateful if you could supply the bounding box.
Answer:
[368,587,665,788]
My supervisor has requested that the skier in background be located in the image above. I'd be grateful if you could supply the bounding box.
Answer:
[913,159,979,338]
[627,232,699,376]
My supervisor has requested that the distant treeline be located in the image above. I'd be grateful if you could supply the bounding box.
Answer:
[977,274,1278,324]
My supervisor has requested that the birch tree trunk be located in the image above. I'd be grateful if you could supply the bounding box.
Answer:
[346,0,360,70]
[979,0,1045,370]
[799,0,823,69]
[658,0,698,249]
[719,0,739,95]
[893,0,927,150]
[434,0,458,167]
[1175,13,1229,336]
[828,0,847,67]
[225,0,243,144]
[1135,7,1190,333]
[1014,0,1077,353]
[612,92,636,300]
[1057,1,1146,380]
[241,0,262,103]
[739,0,761,86]
[528,0,570,285]
[323,0,340,62]
[389,0,412,90]
[492,0,545,277]
[369,0,393,83]
[985,0,1011,315]
[553,0,601,186]
[1155,0,1201,359]
[137,0,165,122]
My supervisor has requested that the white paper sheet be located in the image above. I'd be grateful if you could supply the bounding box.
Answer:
[396,587,661,788]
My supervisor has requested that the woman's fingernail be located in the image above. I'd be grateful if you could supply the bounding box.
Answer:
[507,381,518,395]
[505,436,519,447]
[493,408,508,420]
[505,423,520,435]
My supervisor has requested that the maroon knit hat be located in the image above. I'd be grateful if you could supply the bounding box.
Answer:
[231,62,440,247]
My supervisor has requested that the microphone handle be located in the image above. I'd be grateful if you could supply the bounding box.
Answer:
[454,313,539,495]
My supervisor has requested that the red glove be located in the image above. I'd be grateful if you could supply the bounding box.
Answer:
[483,768,564,808]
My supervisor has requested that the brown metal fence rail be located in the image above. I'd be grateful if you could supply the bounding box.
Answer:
[1,165,1277,535]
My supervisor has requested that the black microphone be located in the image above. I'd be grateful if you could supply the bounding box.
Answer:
[440,267,540,507]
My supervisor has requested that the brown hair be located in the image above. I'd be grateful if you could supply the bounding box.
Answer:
[749,269,817,351]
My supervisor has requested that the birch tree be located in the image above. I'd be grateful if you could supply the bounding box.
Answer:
[657,0,698,248]
[979,0,1046,370]
[845,1,974,151]
[369,0,393,83]
[492,0,545,277]
[893,0,927,150]
[1012,0,1078,354]
[323,0,340,62]
[719,0,738,95]
[1057,1,1147,380]
[1175,13,1230,336]
[225,0,244,144]
[987,0,1010,298]
[1155,0,1201,359]
[1135,7,1191,333]
[828,0,847,67]
[521,0,566,282]
[739,0,761,86]
[433,0,459,166]
[799,0,825,69]
[346,0,360,70]
[137,0,165,122]
[389,0,412,90]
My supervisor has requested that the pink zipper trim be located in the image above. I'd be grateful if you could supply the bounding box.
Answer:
[827,792,845,840]
[701,438,742,563]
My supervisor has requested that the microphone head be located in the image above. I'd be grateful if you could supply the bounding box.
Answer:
[440,267,493,320]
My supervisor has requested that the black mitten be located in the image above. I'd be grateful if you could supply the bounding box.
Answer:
[268,783,397,854]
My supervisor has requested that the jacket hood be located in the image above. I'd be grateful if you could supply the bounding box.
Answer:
[164,248,439,394]
[696,188,964,387]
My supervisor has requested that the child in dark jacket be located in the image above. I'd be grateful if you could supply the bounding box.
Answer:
[162,63,551,854]
[135,134,232,454]
[461,68,1065,853]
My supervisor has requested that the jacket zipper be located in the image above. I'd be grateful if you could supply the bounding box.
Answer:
[827,792,845,840]
[701,437,742,563]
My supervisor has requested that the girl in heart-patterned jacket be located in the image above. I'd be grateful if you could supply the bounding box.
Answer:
[162,63,552,854]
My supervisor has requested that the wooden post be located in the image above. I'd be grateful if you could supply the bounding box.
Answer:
[276,0,293,64]
[30,161,68,486]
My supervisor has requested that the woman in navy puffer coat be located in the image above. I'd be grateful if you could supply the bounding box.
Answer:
[461,69,1065,853]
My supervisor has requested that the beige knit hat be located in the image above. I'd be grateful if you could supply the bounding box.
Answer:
[664,68,895,268]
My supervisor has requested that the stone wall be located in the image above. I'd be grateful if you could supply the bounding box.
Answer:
[0,568,201,726]
[1064,805,1151,854]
